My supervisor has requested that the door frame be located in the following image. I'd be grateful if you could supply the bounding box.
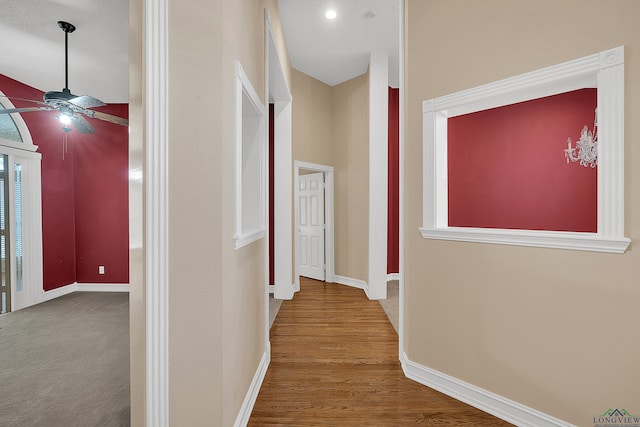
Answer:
[297,172,326,281]
[294,161,334,291]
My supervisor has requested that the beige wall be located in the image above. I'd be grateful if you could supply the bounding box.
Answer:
[221,1,267,425]
[291,69,334,166]
[167,0,225,423]
[332,73,369,282]
[130,0,291,425]
[405,1,640,425]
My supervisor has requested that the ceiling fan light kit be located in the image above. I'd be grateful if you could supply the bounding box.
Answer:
[0,20,128,134]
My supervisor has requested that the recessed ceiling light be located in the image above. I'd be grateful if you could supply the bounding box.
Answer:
[325,9,337,20]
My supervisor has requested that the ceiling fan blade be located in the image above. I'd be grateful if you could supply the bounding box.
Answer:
[72,114,95,134]
[0,107,52,114]
[69,95,106,109]
[89,111,129,127]
[0,95,48,106]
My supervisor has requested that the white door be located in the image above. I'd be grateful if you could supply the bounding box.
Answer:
[298,172,325,281]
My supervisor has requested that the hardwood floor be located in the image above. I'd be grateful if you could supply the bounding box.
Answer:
[249,278,512,426]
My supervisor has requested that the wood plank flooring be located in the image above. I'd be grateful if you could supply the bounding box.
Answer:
[249,278,512,426]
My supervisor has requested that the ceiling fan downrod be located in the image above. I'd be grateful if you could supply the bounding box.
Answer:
[57,21,76,93]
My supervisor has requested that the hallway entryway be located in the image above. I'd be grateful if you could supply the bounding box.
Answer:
[252,278,512,425]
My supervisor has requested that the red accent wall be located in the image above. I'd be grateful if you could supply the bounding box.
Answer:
[388,87,399,274]
[448,88,597,232]
[1,74,129,290]
[73,103,129,284]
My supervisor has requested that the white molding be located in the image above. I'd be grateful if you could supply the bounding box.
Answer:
[0,92,42,311]
[419,227,630,254]
[76,283,131,292]
[387,273,400,281]
[233,348,271,427]
[0,90,35,147]
[7,151,43,312]
[15,283,127,314]
[37,283,77,304]
[234,61,266,251]
[334,275,368,292]
[273,282,300,300]
[274,282,295,300]
[295,160,332,171]
[597,47,625,239]
[234,229,265,250]
[401,353,575,427]
[421,46,630,254]
[0,141,41,157]
[145,0,170,424]
[268,281,291,302]
[293,161,335,290]
[234,61,266,117]
[368,52,388,300]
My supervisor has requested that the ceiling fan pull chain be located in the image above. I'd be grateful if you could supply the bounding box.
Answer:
[61,131,70,161]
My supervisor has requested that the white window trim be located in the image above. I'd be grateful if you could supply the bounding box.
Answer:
[0,91,37,150]
[234,60,266,250]
[0,96,44,312]
[421,46,630,254]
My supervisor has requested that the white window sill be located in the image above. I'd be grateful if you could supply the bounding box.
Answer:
[419,227,631,254]
[234,228,265,250]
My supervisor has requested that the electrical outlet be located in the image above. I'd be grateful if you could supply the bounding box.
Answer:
[99,265,105,275]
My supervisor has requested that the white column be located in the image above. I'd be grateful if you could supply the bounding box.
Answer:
[368,52,388,300]
[274,101,294,299]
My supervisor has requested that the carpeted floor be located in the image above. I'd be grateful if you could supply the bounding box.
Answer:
[0,292,130,427]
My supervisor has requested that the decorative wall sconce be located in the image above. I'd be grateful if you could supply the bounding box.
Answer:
[565,109,598,168]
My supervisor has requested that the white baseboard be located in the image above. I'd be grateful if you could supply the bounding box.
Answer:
[268,284,275,294]
[76,283,131,292]
[400,353,574,427]
[387,273,400,281]
[274,283,295,300]
[233,346,271,427]
[39,283,77,304]
[334,275,368,292]
[39,282,130,305]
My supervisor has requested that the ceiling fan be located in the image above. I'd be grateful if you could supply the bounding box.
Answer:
[0,21,128,134]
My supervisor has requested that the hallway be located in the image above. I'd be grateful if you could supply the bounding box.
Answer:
[250,278,511,426]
